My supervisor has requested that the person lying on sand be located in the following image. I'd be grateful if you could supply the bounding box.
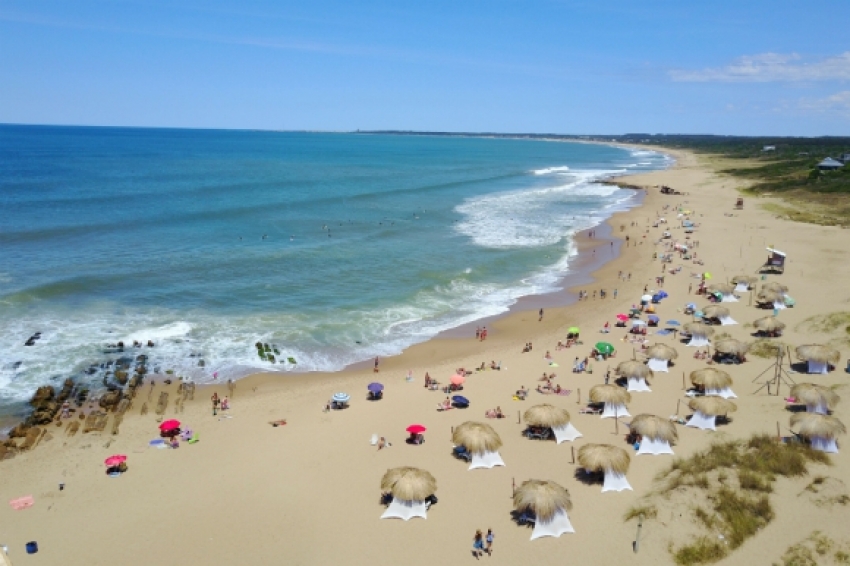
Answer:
[514,386,528,400]
[437,398,453,411]
[490,360,500,370]
[269,419,287,427]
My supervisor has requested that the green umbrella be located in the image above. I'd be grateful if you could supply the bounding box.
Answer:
[568,327,580,334]
[595,342,614,355]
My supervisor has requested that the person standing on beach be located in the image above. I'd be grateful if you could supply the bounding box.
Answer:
[538,308,544,322]
[211,392,220,416]
[485,529,494,555]
[475,326,481,340]
[374,356,380,373]
[472,530,484,559]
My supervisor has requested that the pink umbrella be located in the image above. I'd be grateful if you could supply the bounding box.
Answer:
[406,424,427,434]
[616,314,629,322]
[159,419,180,431]
[450,374,465,385]
[104,455,127,467]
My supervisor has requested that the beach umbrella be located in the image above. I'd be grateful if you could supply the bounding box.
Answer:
[452,422,502,455]
[796,345,840,365]
[731,275,755,286]
[757,290,784,304]
[577,444,631,474]
[784,296,796,307]
[646,343,678,360]
[589,384,631,405]
[694,311,704,319]
[451,395,470,406]
[790,383,840,413]
[753,317,786,333]
[632,320,647,327]
[703,272,712,279]
[666,320,681,326]
[406,424,427,434]
[713,338,749,355]
[568,326,580,334]
[629,415,678,443]
[688,397,737,416]
[685,303,697,310]
[683,322,715,337]
[791,413,846,440]
[707,283,734,295]
[159,419,180,431]
[332,392,351,403]
[104,455,127,467]
[658,290,669,298]
[523,404,571,428]
[616,361,651,379]
[616,314,629,322]
[367,382,384,392]
[595,342,614,355]
[450,374,466,386]
[690,368,732,389]
[702,305,730,320]
[641,294,653,302]
[381,467,437,501]
[647,314,660,322]
[762,281,788,294]
[513,480,572,523]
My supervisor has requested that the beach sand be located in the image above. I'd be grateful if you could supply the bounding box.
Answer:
[1,148,849,565]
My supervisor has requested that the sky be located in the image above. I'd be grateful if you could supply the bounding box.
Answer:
[1,0,849,136]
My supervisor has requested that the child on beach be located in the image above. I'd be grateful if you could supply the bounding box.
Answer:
[472,530,485,559]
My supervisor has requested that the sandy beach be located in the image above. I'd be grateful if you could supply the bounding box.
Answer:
[2,147,849,566]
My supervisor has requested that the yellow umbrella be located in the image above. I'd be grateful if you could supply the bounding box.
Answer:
[703,272,712,279]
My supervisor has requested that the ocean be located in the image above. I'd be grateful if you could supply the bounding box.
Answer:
[0,125,670,416]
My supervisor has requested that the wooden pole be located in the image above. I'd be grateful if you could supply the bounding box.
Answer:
[634,514,644,553]
[682,372,686,390]
[776,421,781,441]
[571,446,575,464]
[577,388,581,405]
[512,477,516,496]
[517,411,521,424]
[676,399,680,416]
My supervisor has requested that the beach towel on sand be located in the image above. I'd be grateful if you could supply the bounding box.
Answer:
[10,495,34,510]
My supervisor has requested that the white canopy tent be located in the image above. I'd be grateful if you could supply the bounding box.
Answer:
[647,358,669,372]
[380,498,427,521]
[602,470,633,492]
[810,436,839,453]
[734,282,750,293]
[637,437,674,455]
[552,422,583,443]
[627,377,652,392]
[687,333,710,347]
[602,402,630,419]
[774,301,787,310]
[719,316,738,326]
[720,293,738,303]
[469,450,506,470]
[705,387,737,399]
[686,411,716,431]
[530,509,575,540]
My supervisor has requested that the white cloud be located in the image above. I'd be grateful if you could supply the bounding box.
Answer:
[670,52,850,82]
[798,91,850,116]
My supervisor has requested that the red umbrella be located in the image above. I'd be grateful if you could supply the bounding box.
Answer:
[450,374,465,386]
[104,455,127,467]
[406,424,427,434]
[159,419,181,431]
[616,314,629,322]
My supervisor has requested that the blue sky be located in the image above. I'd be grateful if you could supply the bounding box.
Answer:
[1,0,849,135]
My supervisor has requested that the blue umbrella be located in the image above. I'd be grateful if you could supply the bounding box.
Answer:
[694,311,705,318]
[452,395,470,406]
[648,315,660,322]
[332,392,350,403]
[666,320,680,326]
[686,303,696,309]
[367,382,384,392]
[658,290,669,298]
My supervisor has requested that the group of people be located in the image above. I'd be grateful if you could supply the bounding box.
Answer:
[474,326,488,341]
[472,529,494,558]
[476,360,501,371]
[521,342,533,353]
[210,392,229,415]
[484,407,505,418]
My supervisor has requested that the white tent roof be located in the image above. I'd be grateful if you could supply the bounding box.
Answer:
[469,450,505,470]
[380,498,427,521]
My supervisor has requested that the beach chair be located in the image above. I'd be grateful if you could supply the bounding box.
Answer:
[578,406,602,415]
[453,445,472,462]
[370,434,379,446]
[516,511,536,526]
[187,433,199,444]
[524,428,552,440]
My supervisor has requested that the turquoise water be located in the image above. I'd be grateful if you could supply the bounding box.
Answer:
[0,125,670,407]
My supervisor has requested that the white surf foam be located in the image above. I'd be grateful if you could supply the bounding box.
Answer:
[532,166,571,175]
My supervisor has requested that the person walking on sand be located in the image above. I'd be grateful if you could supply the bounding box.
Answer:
[539,308,544,322]
[211,392,220,416]
[485,529,494,555]
[472,530,484,559]
[374,356,380,373]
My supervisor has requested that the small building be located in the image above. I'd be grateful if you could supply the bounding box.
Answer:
[762,145,776,152]
[839,153,850,163]
[818,157,845,171]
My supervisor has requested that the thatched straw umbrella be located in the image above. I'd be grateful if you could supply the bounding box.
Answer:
[690,368,732,390]
[731,275,756,288]
[713,338,749,356]
[762,281,788,294]
[687,397,737,431]
[452,422,503,455]
[381,467,437,501]
[524,404,570,428]
[796,345,840,365]
[753,316,786,334]
[578,444,633,492]
[790,383,840,415]
[646,343,678,360]
[513,480,572,523]
[790,413,845,453]
[589,384,631,418]
[630,414,677,455]
[796,344,840,374]
[707,283,734,295]
[757,289,784,305]
[616,361,652,379]
[683,322,715,337]
[702,305,730,320]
